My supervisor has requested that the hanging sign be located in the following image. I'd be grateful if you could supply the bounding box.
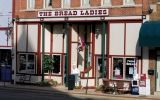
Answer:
[38,8,108,18]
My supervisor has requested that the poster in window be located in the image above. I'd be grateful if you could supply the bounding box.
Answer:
[129,67,134,75]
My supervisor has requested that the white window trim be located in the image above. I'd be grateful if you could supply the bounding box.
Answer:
[27,0,35,10]
[112,57,137,80]
[18,53,36,74]
[101,0,111,7]
[123,0,135,6]
[81,0,90,8]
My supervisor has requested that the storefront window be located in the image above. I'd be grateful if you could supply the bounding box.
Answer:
[18,53,36,74]
[96,57,107,78]
[113,58,123,79]
[125,58,136,79]
[112,57,137,80]
[52,55,61,74]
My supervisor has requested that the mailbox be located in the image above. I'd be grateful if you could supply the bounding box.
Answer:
[148,69,154,75]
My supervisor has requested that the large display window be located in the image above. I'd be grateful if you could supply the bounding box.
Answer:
[112,57,137,80]
[18,53,36,74]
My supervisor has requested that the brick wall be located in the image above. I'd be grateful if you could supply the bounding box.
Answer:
[149,49,156,95]
[14,0,148,19]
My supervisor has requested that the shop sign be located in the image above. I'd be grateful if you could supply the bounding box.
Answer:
[38,9,108,18]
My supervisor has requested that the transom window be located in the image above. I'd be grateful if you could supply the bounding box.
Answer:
[81,0,90,7]
[112,57,137,80]
[44,0,52,8]
[18,53,36,74]
[62,0,70,8]
[123,0,135,5]
[27,0,35,9]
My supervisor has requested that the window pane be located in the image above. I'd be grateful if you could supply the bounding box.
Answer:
[113,58,123,79]
[82,0,90,6]
[125,58,136,79]
[124,0,134,5]
[53,55,61,73]
[19,54,26,71]
[45,0,52,8]
[97,57,107,78]
[28,0,35,9]
[103,0,111,5]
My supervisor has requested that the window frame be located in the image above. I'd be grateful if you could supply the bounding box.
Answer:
[18,53,36,74]
[112,57,137,80]
[27,0,35,9]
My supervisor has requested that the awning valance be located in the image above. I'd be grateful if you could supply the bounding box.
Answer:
[139,21,160,47]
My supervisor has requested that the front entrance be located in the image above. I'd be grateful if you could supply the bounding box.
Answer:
[156,56,160,91]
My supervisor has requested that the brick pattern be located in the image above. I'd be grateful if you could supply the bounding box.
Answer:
[14,0,148,19]
[90,0,101,7]
[149,50,156,95]
[71,0,80,7]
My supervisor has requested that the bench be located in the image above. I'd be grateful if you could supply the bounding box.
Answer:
[103,79,131,94]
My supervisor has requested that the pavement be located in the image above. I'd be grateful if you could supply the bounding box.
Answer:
[0,82,160,100]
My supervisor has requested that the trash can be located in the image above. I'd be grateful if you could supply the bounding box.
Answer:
[1,65,12,82]
[68,75,75,90]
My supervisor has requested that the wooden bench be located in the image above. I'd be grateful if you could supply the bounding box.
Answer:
[103,79,131,94]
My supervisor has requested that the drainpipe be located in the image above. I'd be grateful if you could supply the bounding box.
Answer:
[42,23,45,82]
[102,22,106,78]
[65,22,69,87]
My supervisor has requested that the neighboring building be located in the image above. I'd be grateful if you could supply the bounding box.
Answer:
[139,0,160,94]
[0,0,12,81]
[12,0,150,89]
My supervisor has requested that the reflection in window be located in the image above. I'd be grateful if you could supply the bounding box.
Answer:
[18,54,35,74]
[113,58,123,79]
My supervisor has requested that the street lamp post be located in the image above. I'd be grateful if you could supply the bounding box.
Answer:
[42,23,45,82]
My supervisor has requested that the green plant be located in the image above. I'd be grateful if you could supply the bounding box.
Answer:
[37,79,58,87]
[44,55,54,79]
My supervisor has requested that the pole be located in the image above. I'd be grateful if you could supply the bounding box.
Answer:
[65,22,69,87]
[42,23,45,82]
[102,22,106,78]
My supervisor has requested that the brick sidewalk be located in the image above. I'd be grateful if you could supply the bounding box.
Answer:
[0,82,160,100]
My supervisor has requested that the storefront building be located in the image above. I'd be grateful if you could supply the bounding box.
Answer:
[12,0,149,88]
[139,0,160,94]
